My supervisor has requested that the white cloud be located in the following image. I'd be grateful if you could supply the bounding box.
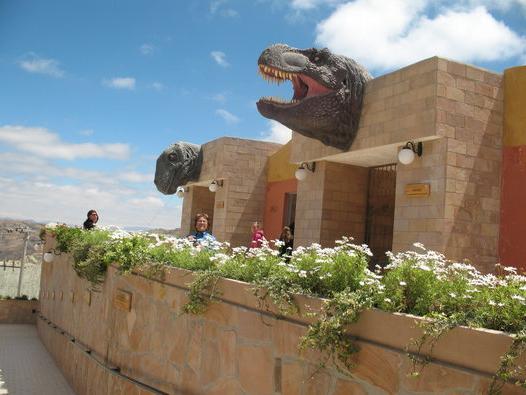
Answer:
[18,54,64,78]
[0,177,180,229]
[140,43,155,55]
[129,196,165,208]
[210,51,229,67]
[0,150,178,228]
[260,120,292,144]
[315,0,526,71]
[0,125,130,160]
[78,129,94,136]
[118,171,152,183]
[211,92,228,103]
[210,0,239,16]
[290,0,343,9]
[150,82,164,91]
[215,109,240,124]
[103,77,136,90]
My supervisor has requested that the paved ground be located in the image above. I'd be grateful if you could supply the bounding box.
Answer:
[0,325,75,395]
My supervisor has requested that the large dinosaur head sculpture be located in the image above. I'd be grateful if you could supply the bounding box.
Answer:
[154,142,203,195]
[257,44,372,150]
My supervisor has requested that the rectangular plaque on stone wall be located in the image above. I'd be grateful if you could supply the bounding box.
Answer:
[114,289,133,312]
[405,183,430,197]
[84,290,91,306]
[216,200,225,208]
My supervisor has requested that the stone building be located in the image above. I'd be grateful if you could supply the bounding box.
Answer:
[178,57,526,273]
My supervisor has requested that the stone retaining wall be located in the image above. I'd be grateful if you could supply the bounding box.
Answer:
[0,299,38,324]
[38,237,524,394]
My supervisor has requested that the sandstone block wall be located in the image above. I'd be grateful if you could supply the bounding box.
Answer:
[180,138,281,246]
[37,237,526,395]
[295,161,369,248]
[0,299,38,324]
[436,59,503,271]
[288,57,503,271]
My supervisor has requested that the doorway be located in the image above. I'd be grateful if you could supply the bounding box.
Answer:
[364,164,397,267]
[282,192,297,232]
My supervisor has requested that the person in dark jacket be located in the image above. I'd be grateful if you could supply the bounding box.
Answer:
[83,209,99,230]
[278,226,294,262]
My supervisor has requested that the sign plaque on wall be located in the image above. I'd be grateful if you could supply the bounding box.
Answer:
[405,183,430,197]
[114,289,133,312]
[216,200,225,209]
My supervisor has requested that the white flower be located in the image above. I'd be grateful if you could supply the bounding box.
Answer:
[489,300,496,306]
[449,292,457,298]
[384,298,392,303]
[413,242,426,250]
[511,295,525,302]
[298,270,308,278]
[399,281,407,286]
[46,222,58,229]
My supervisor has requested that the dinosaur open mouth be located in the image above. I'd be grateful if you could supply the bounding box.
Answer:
[258,64,334,105]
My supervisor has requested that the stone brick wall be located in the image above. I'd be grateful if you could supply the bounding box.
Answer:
[295,162,368,248]
[180,137,281,246]
[320,162,369,247]
[0,299,38,324]
[288,57,503,271]
[436,59,503,271]
[392,139,448,254]
[179,186,216,237]
[38,240,525,395]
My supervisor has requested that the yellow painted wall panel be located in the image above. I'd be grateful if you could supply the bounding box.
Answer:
[504,66,526,147]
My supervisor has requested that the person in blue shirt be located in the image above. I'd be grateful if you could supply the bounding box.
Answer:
[187,213,216,248]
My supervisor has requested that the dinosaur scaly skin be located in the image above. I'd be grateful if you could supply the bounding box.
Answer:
[257,44,372,150]
[154,142,202,195]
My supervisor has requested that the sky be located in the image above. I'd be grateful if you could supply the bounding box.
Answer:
[0,0,525,229]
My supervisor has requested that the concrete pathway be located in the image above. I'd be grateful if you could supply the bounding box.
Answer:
[0,325,75,395]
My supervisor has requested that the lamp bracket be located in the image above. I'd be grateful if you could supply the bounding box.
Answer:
[300,162,316,173]
[403,141,423,157]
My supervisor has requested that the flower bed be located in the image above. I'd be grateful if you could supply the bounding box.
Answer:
[44,225,526,393]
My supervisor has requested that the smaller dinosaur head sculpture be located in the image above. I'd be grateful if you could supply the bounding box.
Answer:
[154,142,203,195]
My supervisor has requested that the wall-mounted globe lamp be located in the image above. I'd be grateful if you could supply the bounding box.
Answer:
[43,248,61,263]
[175,186,186,198]
[295,162,316,181]
[209,179,223,193]
[398,142,423,165]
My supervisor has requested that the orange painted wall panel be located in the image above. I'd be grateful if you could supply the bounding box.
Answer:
[263,178,298,241]
[499,146,526,271]
[499,66,526,271]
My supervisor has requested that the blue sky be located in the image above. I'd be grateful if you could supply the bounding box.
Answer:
[1,0,525,229]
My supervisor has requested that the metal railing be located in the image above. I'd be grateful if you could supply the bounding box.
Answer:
[0,228,41,299]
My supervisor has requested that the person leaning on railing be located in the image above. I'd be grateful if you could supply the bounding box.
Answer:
[83,209,99,230]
